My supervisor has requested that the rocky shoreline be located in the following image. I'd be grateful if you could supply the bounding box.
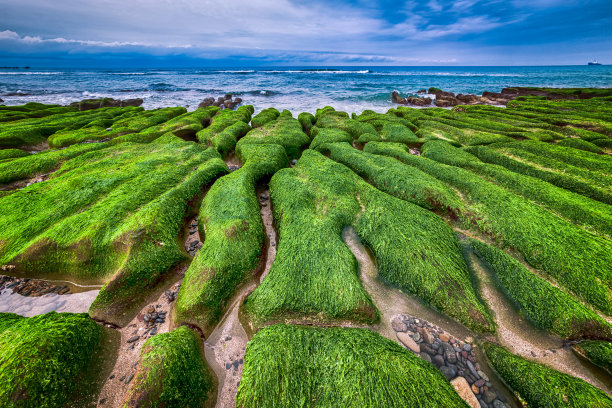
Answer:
[391,86,607,108]
[392,314,511,408]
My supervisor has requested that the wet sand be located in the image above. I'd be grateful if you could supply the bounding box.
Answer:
[0,288,99,316]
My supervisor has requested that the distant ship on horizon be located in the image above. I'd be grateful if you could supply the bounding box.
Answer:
[588,59,602,65]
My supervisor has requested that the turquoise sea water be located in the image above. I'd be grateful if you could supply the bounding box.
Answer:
[1,66,611,113]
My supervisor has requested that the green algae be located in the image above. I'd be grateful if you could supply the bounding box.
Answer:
[236,115,310,159]
[365,141,612,315]
[244,149,492,332]
[0,312,102,408]
[573,341,612,375]
[237,324,470,408]
[484,343,612,407]
[174,143,289,332]
[122,326,214,408]
[469,238,612,340]
[250,107,280,128]
[0,135,227,325]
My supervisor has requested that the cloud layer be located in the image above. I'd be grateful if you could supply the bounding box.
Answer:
[0,0,610,65]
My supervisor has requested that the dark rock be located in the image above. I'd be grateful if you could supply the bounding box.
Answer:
[198,97,215,108]
[474,379,486,387]
[233,360,240,369]
[443,343,457,363]
[439,365,457,380]
[126,335,140,343]
[109,374,115,380]
[420,352,432,363]
[420,344,435,356]
[456,94,482,105]
[225,363,232,370]
[432,354,445,367]
[463,344,473,352]
[100,398,107,404]
[467,360,480,379]
[126,373,134,383]
[416,89,427,93]
[150,327,157,335]
[406,96,432,106]
[234,97,243,104]
[391,91,407,104]
[155,318,164,323]
[483,390,497,404]
[435,95,459,107]
[478,399,488,408]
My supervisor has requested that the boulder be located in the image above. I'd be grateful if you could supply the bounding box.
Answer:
[198,97,215,108]
[428,87,455,98]
[416,89,427,93]
[391,91,407,104]
[435,96,459,107]
[456,94,481,105]
[407,96,432,106]
[396,332,420,353]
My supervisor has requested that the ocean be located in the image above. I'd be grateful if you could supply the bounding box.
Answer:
[1,66,611,114]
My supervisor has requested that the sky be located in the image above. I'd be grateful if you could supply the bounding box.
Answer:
[0,0,610,67]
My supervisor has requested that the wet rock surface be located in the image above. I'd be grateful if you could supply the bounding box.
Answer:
[69,98,143,111]
[392,314,511,408]
[198,93,243,110]
[0,274,70,296]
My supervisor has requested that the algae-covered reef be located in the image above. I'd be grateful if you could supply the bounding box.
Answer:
[123,326,214,408]
[0,92,610,407]
[0,312,102,407]
[484,343,612,407]
[237,324,470,408]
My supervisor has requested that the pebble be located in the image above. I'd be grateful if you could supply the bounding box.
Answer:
[109,374,115,380]
[474,379,486,387]
[412,332,421,342]
[477,370,489,381]
[397,332,420,353]
[432,355,445,367]
[466,360,480,379]
[423,331,434,345]
[439,365,456,380]
[484,390,497,404]
[126,373,134,384]
[443,343,457,363]
[420,352,432,363]
[391,316,407,332]
[450,377,480,408]
[463,344,473,352]
[471,384,479,394]
[439,333,450,342]
[493,400,506,408]
[126,335,140,343]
